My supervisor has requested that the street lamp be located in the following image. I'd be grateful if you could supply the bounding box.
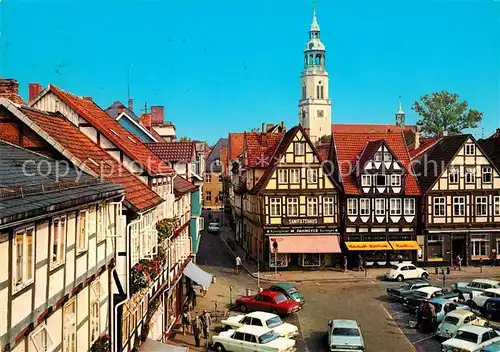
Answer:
[272,239,279,277]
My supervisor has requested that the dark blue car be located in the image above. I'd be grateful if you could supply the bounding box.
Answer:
[481,297,500,322]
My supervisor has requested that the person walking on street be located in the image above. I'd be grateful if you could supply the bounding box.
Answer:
[188,287,197,309]
[397,254,403,264]
[344,256,348,273]
[457,254,462,271]
[235,255,242,275]
[181,308,191,335]
[201,309,212,340]
[358,253,364,271]
[192,314,201,347]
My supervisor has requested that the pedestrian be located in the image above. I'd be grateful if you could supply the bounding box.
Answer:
[201,286,207,297]
[358,253,364,271]
[188,287,197,309]
[201,309,212,339]
[397,254,403,264]
[457,289,465,303]
[181,308,191,335]
[429,300,437,330]
[192,314,201,347]
[344,255,348,273]
[235,255,242,275]
[457,254,462,271]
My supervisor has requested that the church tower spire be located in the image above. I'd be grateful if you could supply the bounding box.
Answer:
[395,96,406,128]
[298,1,331,143]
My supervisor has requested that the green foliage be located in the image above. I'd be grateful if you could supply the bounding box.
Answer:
[90,335,111,352]
[180,136,192,141]
[412,91,482,137]
[156,218,180,243]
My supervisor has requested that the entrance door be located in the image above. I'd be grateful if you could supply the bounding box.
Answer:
[452,238,467,266]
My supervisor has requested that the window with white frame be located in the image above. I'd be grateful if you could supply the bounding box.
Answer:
[373,152,382,162]
[269,198,281,216]
[360,199,370,215]
[476,196,488,216]
[97,204,106,242]
[204,174,211,183]
[482,167,493,183]
[471,234,490,257]
[287,198,299,217]
[307,169,318,183]
[390,199,402,215]
[205,191,211,202]
[30,325,54,352]
[13,226,34,290]
[294,142,305,155]
[323,197,335,216]
[51,216,66,268]
[465,144,475,155]
[453,196,465,216]
[375,174,386,187]
[390,174,401,187]
[307,197,318,216]
[404,198,416,215]
[90,281,102,343]
[76,210,88,253]
[465,167,476,184]
[347,199,358,216]
[383,152,392,162]
[434,197,446,216]
[495,196,500,216]
[289,169,300,183]
[361,174,372,187]
[448,167,459,184]
[375,199,385,215]
[278,169,288,183]
[63,299,76,352]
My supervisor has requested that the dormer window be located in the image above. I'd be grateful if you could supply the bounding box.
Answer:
[361,174,372,187]
[465,144,475,155]
[374,152,382,162]
[375,174,386,187]
[383,152,392,162]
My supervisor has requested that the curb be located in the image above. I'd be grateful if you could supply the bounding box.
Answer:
[218,232,255,277]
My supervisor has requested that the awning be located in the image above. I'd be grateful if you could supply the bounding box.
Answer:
[345,241,392,251]
[183,261,213,288]
[390,241,420,250]
[268,235,341,254]
[141,339,189,352]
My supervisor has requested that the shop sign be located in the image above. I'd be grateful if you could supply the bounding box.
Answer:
[348,235,362,242]
[362,235,387,241]
[264,227,338,235]
[282,218,323,225]
[389,234,412,241]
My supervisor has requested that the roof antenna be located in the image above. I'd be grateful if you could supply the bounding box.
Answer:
[142,102,148,114]
[127,64,134,102]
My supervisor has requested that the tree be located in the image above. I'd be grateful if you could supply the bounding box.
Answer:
[179,136,192,141]
[412,91,482,137]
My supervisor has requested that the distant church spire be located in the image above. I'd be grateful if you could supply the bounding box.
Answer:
[395,96,406,128]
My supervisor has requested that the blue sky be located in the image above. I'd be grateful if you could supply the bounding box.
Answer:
[2,0,499,145]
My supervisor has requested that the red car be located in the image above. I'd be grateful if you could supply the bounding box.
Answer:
[235,290,301,315]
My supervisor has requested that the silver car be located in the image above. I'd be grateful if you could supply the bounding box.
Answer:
[327,319,364,352]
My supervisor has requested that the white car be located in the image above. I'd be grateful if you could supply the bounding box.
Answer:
[212,325,296,352]
[470,288,500,309]
[437,310,488,339]
[385,263,429,282]
[441,325,500,352]
[208,222,220,233]
[327,319,364,352]
[221,312,299,339]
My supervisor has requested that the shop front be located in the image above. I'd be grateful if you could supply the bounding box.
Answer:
[266,234,342,269]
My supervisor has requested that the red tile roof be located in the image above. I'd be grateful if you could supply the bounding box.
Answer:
[46,85,174,175]
[20,107,163,212]
[332,124,417,134]
[146,142,195,162]
[174,176,198,197]
[220,146,228,176]
[228,133,244,161]
[409,137,441,159]
[332,132,420,195]
[244,131,284,168]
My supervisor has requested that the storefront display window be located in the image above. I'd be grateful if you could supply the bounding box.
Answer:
[363,250,386,265]
[269,252,288,268]
[389,250,412,262]
[471,234,490,259]
[301,254,321,267]
[427,235,443,261]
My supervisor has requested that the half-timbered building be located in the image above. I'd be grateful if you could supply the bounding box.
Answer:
[243,125,342,269]
[414,135,500,265]
[0,141,124,352]
[329,132,421,266]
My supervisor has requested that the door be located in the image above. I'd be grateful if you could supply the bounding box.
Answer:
[249,295,263,311]
[242,333,258,352]
[231,332,244,352]
[452,238,466,266]
[407,265,419,279]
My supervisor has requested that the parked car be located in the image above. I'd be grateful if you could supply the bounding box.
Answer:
[437,310,488,340]
[403,287,445,310]
[451,279,500,295]
[386,280,431,300]
[480,297,500,322]
[481,342,500,351]
[470,288,500,309]
[441,325,500,352]
[327,319,364,352]
[384,263,429,282]
[220,311,299,338]
[417,298,471,324]
[212,325,296,352]
[268,284,305,305]
[207,222,220,233]
[236,290,302,316]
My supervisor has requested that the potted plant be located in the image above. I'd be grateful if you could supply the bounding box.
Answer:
[90,334,111,352]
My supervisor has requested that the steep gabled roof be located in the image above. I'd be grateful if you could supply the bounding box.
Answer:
[356,140,385,171]
[478,138,500,172]
[228,133,244,161]
[332,124,417,134]
[16,105,163,212]
[35,85,173,175]
[413,135,470,194]
[331,132,420,195]
[146,141,195,162]
[409,137,441,159]
[244,131,284,168]
[206,138,228,173]
[174,176,198,197]
[105,101,139,120]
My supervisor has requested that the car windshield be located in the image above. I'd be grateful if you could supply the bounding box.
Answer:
[399,283,411,289]
[209,223,218,227]
[266,316,283,328]
[391,265,399,270]
[332,328,360,336]
[454,331,478,343]
[443,316,460,325]
[258,331,279,344]
[274,294,287,303]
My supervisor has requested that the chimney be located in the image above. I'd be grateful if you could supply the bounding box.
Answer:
[28,83,42,102]
[262,123,265,132]
[151,106,164,126]
[414,130,420,149]
[139,113,152,129]
[0,78,25,104]
[128,98,133,112]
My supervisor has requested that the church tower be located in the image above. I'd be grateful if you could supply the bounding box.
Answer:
[298,5,331,143]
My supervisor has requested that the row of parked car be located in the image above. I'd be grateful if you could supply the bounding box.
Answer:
[385,264,500,352]
[210,283,365,352]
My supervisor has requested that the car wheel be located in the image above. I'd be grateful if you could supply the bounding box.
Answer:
[396,275,404,282]
[214,343,226,352]
[239,304,248,313]
[421,273,429,280]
